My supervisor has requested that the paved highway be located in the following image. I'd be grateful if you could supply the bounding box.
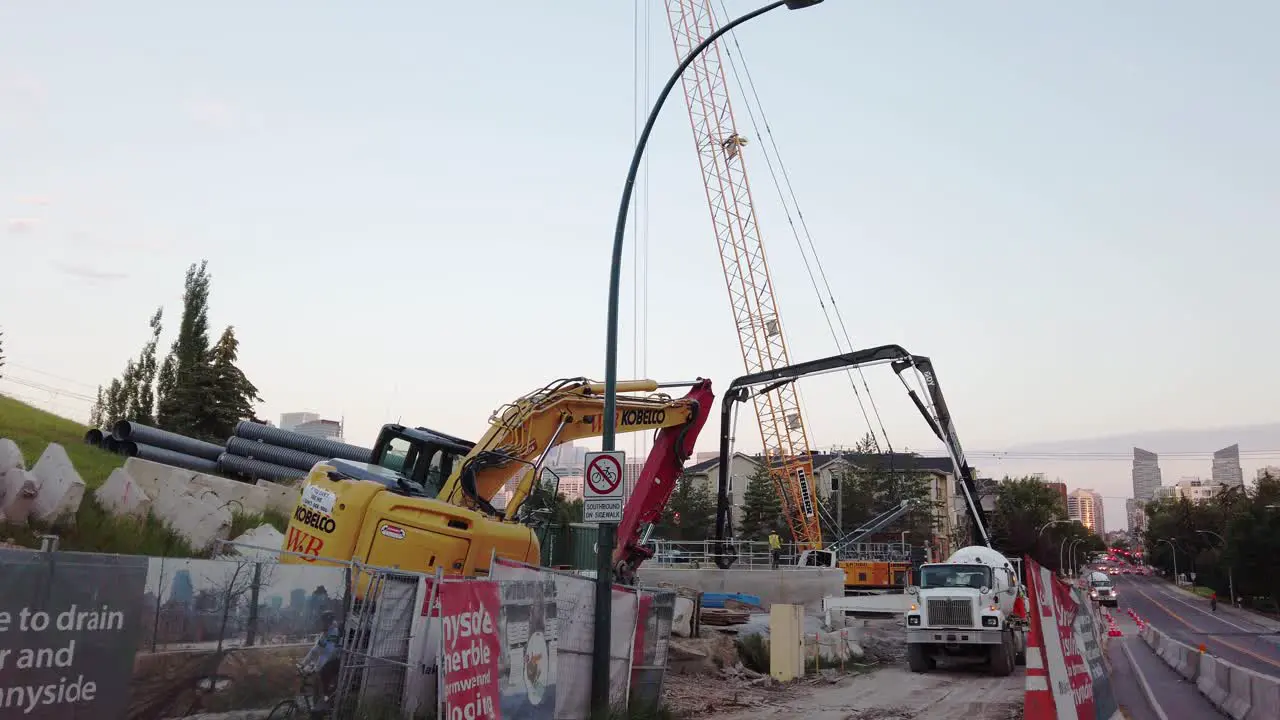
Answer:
[1110,572,1280,679]
[1103,607,1220,720]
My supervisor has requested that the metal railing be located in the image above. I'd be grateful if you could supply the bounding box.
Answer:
[644,539,914,568]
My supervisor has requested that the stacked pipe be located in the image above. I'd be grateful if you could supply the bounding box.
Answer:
[81,417,376,485]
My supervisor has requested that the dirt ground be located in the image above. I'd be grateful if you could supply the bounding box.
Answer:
[664,618,1024,720]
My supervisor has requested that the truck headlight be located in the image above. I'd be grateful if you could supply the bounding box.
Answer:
[907,615,921,626]
[982,616,999,628]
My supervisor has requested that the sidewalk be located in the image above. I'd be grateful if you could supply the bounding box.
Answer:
[1157,577,1280,631]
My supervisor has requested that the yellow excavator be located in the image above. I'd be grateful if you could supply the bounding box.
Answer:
[278,376,714,589]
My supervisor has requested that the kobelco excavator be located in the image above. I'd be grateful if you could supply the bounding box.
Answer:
[279,376,713,587]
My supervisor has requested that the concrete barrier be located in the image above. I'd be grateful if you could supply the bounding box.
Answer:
[1142,622,1280,720]
[255,478,301,516]
[0,438,23,474]
[635,567,843,612]
[94,467,152,518]
[149,481,232,551]
[30,442,85,524]
[0,468,37,523]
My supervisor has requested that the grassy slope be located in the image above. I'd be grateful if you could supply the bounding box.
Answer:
[0,394,285,556]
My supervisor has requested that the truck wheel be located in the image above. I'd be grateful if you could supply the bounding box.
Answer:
[907,644,932,673]
[990,632,1015,676]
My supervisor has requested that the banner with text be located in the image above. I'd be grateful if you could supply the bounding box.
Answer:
[0,550,148,719]
[439,580,502,720]
[1025,557,1120,720]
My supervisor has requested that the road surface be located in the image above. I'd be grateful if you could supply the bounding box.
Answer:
[1102,605,1222,720]
[702,664,1024,720]
[1111,573,1280,679]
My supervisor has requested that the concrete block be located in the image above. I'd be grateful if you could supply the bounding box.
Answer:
[1225,662,1254,719]
[151,481,232,552]
[1246,667,1279,720]
[230,523,285,559]
[804,628,865,665]
[29,443,85,525]
[255,479,301,516]
[188,473,268,515]
[0,468,38,525]
[0,438,24,474]
[94,467,152,519]
[672,596,696,638]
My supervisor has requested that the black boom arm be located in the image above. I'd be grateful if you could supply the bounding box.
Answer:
[711,344,990,569]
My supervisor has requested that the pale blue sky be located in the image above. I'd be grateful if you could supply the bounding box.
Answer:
[2,2,1277,529]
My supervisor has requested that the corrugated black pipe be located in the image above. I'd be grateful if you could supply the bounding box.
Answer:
[124,441,221,475]
[112,420,224,461]
[217,452,306,483]
[84,428,103,447]
[225,436,325,472]
[232,420,372,463]
[102,435,121,453]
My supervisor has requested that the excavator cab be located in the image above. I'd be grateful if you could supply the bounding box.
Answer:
[367,424,475,498]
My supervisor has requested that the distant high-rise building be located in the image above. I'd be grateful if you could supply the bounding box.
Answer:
[1132,448,1162,502]
[1068,489,1104,534]
[1212,444,1244,490]
[1173,476,1218,503]
[280,412,321,432]
[294,419,344,442]
[1125,498,1146,533]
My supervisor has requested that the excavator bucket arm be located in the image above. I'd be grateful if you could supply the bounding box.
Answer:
[613,378,715,584]
[437,377,711,516]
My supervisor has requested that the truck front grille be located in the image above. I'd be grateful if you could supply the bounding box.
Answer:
[927,597,974,627]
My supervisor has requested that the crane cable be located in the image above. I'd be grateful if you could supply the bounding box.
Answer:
[631,0,653,472]
[711,0,893,454]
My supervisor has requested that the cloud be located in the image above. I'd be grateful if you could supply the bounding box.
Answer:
[50,260,130,282]
[16,194,51,206]
[6,218,39,234]
[0,72,46,113]
[185,94,244,131]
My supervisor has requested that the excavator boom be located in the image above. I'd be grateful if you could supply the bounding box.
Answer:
[436,376,712,519]
[613,378,715,583]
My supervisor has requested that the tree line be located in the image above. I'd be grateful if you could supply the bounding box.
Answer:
[89,261,263,443]
[1142,471,1280,609]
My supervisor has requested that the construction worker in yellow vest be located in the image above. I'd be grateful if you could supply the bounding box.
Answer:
[768,531,782,569]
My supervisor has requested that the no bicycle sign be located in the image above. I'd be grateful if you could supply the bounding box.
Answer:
[583,451,624,524]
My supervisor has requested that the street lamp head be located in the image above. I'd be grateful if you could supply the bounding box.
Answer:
[785,0,825,8]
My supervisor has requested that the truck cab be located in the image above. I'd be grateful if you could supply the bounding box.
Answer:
[904,545,1027,676]
[1088,571,1118,608]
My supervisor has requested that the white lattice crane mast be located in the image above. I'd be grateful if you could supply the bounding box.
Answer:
[663,0,822,549]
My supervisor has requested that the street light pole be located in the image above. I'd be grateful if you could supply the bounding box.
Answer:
[595,2,825,715]
[1197,529,1234,607]
[1158,538,1178,585]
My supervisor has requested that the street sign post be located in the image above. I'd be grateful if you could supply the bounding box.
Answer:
[584,450,625,523]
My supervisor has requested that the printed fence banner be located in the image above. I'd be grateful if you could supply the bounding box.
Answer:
[629,589,675,711]
[439,580,502,720]
[0,549,149,719]
[1026,557,1121,720]
[491,558,558,719]
[404,575,442,716]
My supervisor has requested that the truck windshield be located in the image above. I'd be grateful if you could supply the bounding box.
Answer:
[920,564,993,590]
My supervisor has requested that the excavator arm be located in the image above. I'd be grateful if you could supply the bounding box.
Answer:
[612,378,715,584]
[712,344,989,569]
[437,377,713,519]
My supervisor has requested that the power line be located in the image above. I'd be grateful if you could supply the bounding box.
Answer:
[0,375,95,403]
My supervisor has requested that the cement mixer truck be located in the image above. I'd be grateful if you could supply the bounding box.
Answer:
[904,545,1028,676]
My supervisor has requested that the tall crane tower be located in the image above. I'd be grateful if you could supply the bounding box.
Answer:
[662,0,822,548]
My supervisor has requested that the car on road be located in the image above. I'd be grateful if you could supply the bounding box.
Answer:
[1087,571,1118,607]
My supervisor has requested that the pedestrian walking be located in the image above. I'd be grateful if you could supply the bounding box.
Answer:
[768,531,782,569]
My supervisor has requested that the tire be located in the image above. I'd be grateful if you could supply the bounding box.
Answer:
[907,643,932,673]
[267,699,300,720]
[990,632,1015,676]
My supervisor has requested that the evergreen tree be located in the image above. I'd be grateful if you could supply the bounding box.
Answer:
[200,326,262,440]
[103,377,129,427]
[89,386,105,428]
[157,261,214,436]
[657,474,716,541]
[126,307,163,425]
[738,463,785,541]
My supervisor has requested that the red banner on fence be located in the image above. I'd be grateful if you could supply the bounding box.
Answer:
[439,580,503,720]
